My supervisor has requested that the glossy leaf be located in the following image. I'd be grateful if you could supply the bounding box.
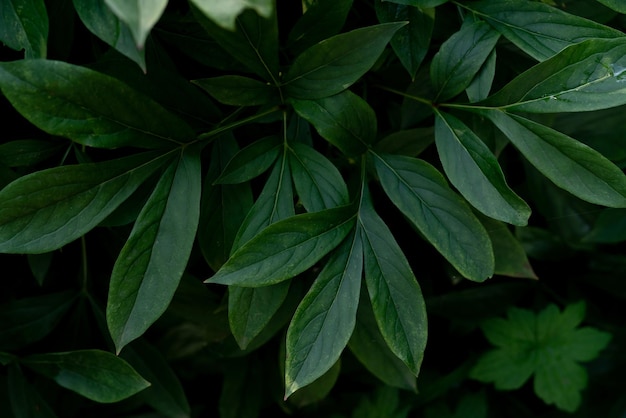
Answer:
[463,0,623,61]
[434,111,530,225]
[107,151,201,353]
[0,0,48,58]
[485,110,626,207]
[206,205,356,287]
[291,91,376,156]
[194,75,279,106]
[216,136,282,184]
[283,22,406,99]
[190,0,272,30]
[288,142,349,212]
[431,21,499,102]
[373,152,494,281]
[8,364,57,418]
[0,60,195,149]
[285,232,363,397]
[0,151,170,254]
[23,350,150,403]
[104,0,167,48]
[359,187,427,375]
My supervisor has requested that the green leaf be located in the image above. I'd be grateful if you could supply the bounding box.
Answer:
[596,0,626,13]
[219,358,262,418]
[291,91,376,156]
[483,38,626,113]
[372,152,494,281]
[193,75,279,106]
[8,364,58,418]
[73,0,145,71]
[386,0,447,6]
[285,232,363,397]
[287,359,341,407]
[465,48,496,103]
[485,110,626,207]
[0,0,48,58]
[190,0,273,31]
[583,208,626,243]
[0,60,195,149]
[206,205,356,286]
[0,140,63,168]
[430,21,499,102]
[104,0,167,48]
[462,0,623,62]
[434,111,530,225]
[0,291,77,351]
[216,136,282,184]
[283,22,406,99]
[22,349,151,403]
[359,187,427,375]
[288,142,349,212]
[0,151,170,254]
[373,128,434,157]
[375,1,434,79]
[107,150,201,353]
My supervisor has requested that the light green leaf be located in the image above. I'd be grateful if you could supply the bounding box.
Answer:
[372,152,494,281]
[283,22,406,99]
[359,186,427,375]
[107,151,201,353]
[466,48,496,102]
[434,111,530,225]
[430,21,499,102]
[216,136,282,184]
[596,0,626,13]
[462,0,623,62]
[0,60,195,149]
[104,0,167,48]
[23,350,150,403]
[193,75,279,106]
[285,232,363,397]
[8,364,58,418]
[291,90,376,156]
[0,151,171,254]
[0,0,48,58]
[190,0,273,31]
[206,205,356,287]
[288,142,349,212]
[485,110,626,207]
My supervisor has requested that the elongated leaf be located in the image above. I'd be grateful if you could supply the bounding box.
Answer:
[485,110,626,208]
[466,49,496,103]
[104,0,167,48]
[206,205,356,287]
[431,21,500,102]
[216,136,282,184]
[373,152,494,281]
[285,232,362,397]
[359,186,427,374]
[0,0,48,58]
[73,0,145,70]
[0,60,195,149]
[190,0,272,30]
[483,38,626,113]
[291,91,376,156]
[434,111,530,225]
[23,350,150,403]
[194,75,279,106]
[107,151,201,353]
[283,22,406,99]
[462,0,623,62]
[287,359,341,407]
[374,127,434,157]
[596,0,626,13]
[8,364,57,418]
[0,151,170,254]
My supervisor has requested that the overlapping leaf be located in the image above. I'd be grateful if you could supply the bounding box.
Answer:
[215,136,282,184]
[194,75,279,106]
[190,0,273,31]
[0,0,48,58]
[104,0,167,48]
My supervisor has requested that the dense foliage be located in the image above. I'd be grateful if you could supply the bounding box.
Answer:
[1,0,626,416]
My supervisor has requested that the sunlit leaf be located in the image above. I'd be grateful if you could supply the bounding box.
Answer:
[190,0,273,31]
[104,0,167,48]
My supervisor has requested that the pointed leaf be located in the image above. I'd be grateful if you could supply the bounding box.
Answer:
[190,0,273,31]
[373,152,494,281]
[216,136,282,184]
[466,48,496,103]
[285,232,362,397]
[485,110,626,207]
[107,151,201,352]
[23,350,150,403]
[0,0,48,58]
[206,205,356,287]
[104,0,167,48]
[283,22,406,99]
[0,60,195,149]
[193,75,279,106]
[359,187,427,375]
[0,151,170,254]
[434,111,530,225]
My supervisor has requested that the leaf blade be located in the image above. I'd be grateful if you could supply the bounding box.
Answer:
[104,0,168,48]
[0,0,48,58]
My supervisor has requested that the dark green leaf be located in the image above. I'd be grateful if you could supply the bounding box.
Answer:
[0,151,170,254]
[462,0,623,61]
[219,358,262,418]
[193,75,279,106]
[387,0,448,6]
[485,110,626,207]
[283,22,406,99]
[0,60,195,149]
[466,49,496,103]
[373,128,434,157]
[373,152,494,281]
[8,364,57,418]
[287,359,341,407]
[359,187,427,375]
[285,232,363,397]
[107,151,201,353]
[190,0,273,31]
[103,0,167,48]
[0,140,63,168]
[216,136,282,184]
[583,208,626,243]
[0,0,48,58]
[27,252,53,286]
[23,349,150,403]
[434,111,530,225]
[431,21,499,102]
[291,91,376,156]
[206,205,356,286]
[596,0,626,13]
